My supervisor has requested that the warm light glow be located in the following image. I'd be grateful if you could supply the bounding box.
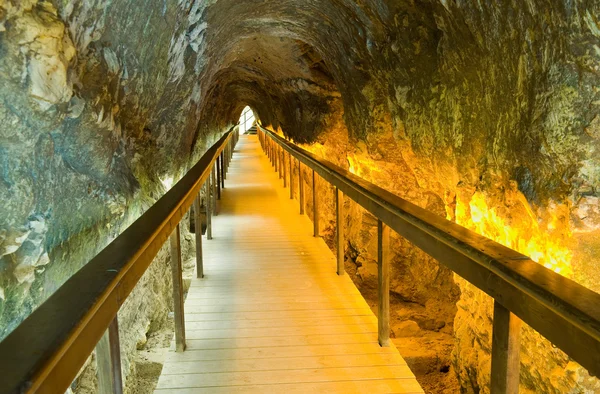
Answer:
[299,141,329,158]
[346,154,381,180]
[455,192,572,276]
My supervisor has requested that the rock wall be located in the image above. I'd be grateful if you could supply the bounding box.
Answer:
[3,0,600,393]
[0,0,222,390]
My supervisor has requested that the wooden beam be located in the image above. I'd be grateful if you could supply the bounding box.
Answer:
[299,159,305,215]
[216,157,221,200]
[290,153,294,199]
[206,180,212,240]
[193,194,204,279]
[223,149,228,180]
[283,150,287,188]
[220,152,225,188]
[212,165,218,216]
[491,301,521,394]
[170,224,186,352]
[377,220,390,347]
[336,188,344,276]
[279,148,283,179]
[96,317,123,394]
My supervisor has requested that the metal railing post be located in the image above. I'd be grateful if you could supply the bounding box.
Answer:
[96,317,123,394]
[313,170,319,237]
[377,220,390,347]
[491,301,522,394]
[336,187,344,275]
[299,159,305,214]
[170,223,186,352]
[193,194,204,278]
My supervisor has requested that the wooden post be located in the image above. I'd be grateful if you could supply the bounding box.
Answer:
[96,317,123,394]
[491,301,522,394]
[212,165,218,216]
[223,149,228,179]
[290,153,294,199]
[279,148,283,179]
[206,181,212,240]
[223,147,227,179]
[313,170,319,237]
[283,150,287,188]
[336,187,344,275]
[193,194,204,279]
[274,144,278,172]
[377,220,390,347]
[170,224,186,352]
[299,159,305,214]
[216,157,221,200]
[220,152,225,187]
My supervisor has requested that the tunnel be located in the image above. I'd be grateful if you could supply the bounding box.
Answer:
[1,1,600,393]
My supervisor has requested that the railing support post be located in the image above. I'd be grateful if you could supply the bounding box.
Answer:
[377,220,390,347]
[336,187,344,275]
[206,181,212,240]
[290,153,294,199]
[170,224,186,352]
[212,165,218,216]
[220,152,225,187]
[491,301,521,394]
[283,150,287,188]
[193,194,204,279]
[279,148,283,179]
[274,144,278,172]
[216,157,221,200]
[299,159,304,214]
[313,170,319,237]
[269,140,272,165]
[96,317,123,394]
[223,149,228,180]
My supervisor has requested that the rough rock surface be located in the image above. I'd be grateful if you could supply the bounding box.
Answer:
[0,0,218,391]
[2,0,600,393]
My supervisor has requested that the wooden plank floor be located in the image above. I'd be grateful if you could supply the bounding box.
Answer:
[155,135,423,393]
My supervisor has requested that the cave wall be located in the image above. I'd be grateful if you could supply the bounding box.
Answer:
[0,0,223,390]
[3,0,600,393]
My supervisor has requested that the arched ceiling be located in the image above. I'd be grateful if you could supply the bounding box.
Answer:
[192,0,392,142]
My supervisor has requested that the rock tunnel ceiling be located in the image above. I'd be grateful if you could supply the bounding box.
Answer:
[2,0,600,393]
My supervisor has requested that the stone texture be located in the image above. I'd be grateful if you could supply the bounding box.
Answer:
[2,0,600,393]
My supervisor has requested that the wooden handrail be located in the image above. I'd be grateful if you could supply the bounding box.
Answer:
[257,125,600,390]
[0,127,238,394]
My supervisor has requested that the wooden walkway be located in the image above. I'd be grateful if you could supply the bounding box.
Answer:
[155,135,423,393]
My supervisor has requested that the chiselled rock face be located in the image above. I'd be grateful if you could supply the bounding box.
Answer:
[1,0,600,392]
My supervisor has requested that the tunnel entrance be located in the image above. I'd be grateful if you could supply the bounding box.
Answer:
[239,106,256,134]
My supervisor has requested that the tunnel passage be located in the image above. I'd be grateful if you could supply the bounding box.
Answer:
[2,1,600,394]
